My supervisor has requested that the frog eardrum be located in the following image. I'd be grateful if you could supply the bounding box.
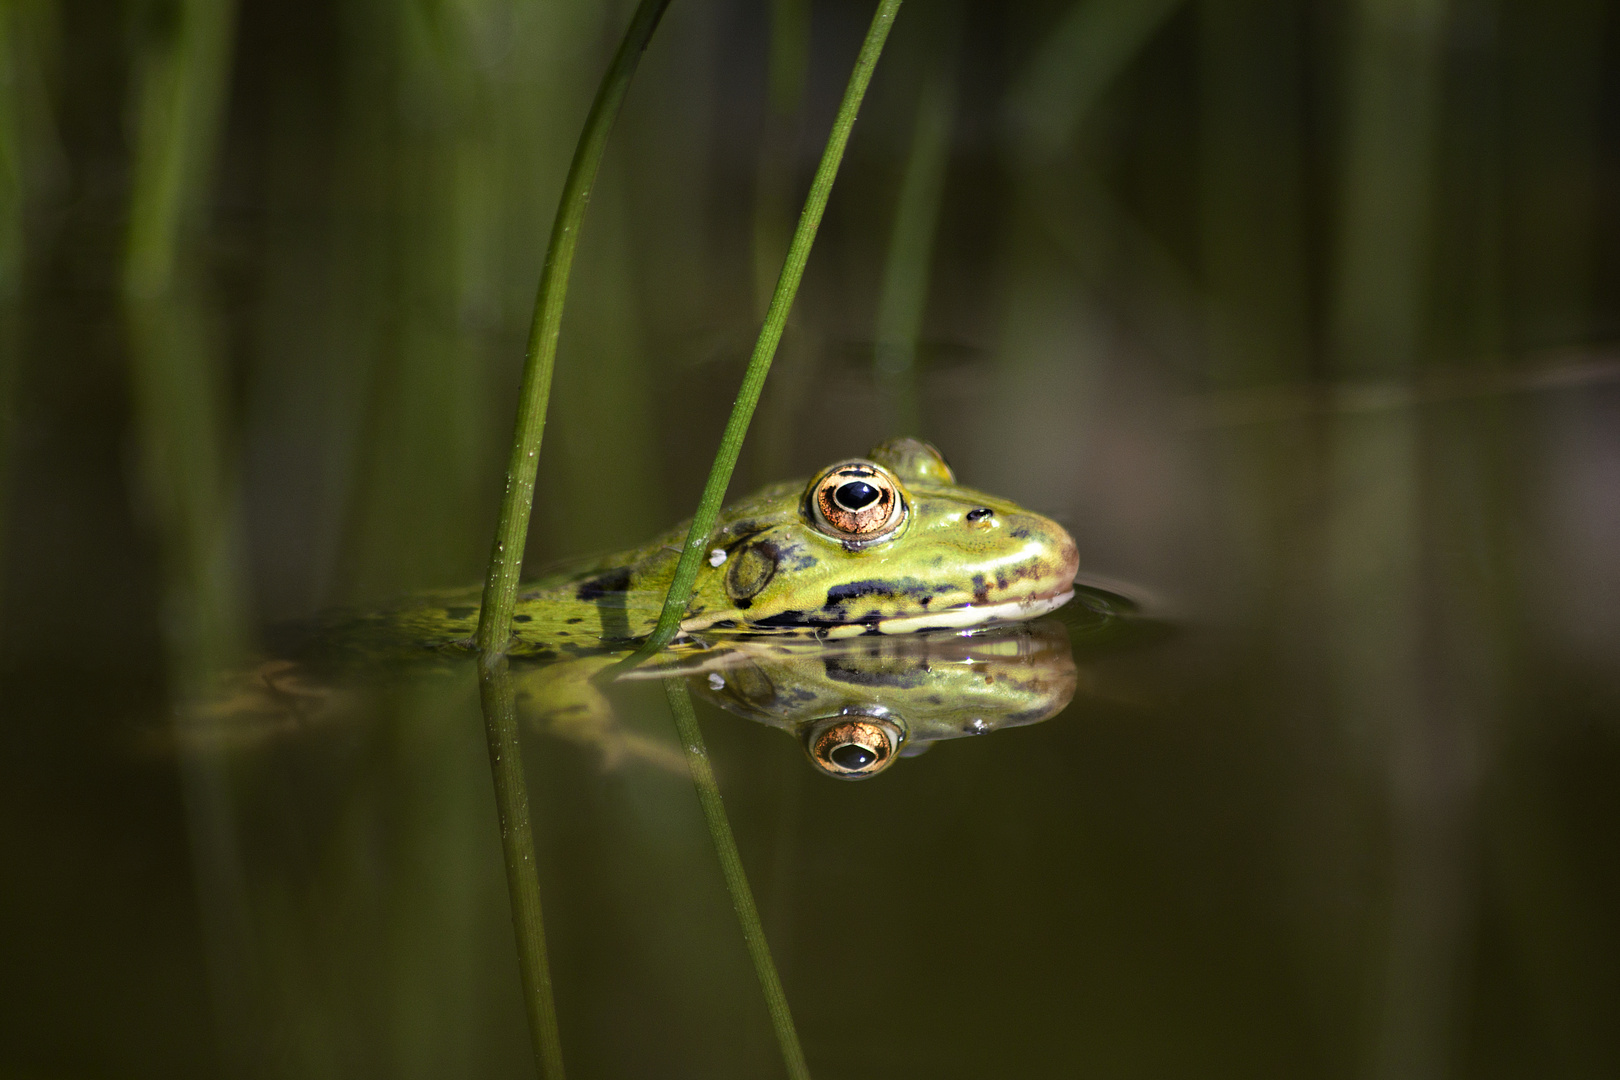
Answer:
[805,714,905,779]
[807,460,907,544]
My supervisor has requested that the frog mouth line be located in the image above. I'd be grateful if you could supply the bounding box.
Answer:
[685,587,1075,638]
[827,589,1076,638]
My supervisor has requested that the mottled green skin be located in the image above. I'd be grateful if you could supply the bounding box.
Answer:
[381,439,1079,660]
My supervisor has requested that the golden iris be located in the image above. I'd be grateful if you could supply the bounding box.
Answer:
[807,461,907,542]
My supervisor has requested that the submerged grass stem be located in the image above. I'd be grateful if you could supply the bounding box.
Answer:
[628,0,905,663]
[664,678,810,1080]
[476,0,673,659]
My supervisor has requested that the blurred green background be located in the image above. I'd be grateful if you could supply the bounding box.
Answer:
[1,0,1617,1076]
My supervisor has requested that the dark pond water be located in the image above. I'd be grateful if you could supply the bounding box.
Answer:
[3,0,1619,1077]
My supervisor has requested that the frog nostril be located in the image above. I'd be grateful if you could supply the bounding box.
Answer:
[966,507,993,522]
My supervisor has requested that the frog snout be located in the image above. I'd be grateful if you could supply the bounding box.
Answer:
[1005,512,1080,599]
[1053,524,1080,590]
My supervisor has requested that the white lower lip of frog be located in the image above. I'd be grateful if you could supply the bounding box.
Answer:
[818,589,1076,639]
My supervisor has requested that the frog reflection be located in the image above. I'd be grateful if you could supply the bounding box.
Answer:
[516,618,1078,780]
[182,618,1080,783]
[694,618,1077,779]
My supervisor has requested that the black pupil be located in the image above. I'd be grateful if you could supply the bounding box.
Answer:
[830,743,876,770]
[966,507,992,521]
[835,481,879,511]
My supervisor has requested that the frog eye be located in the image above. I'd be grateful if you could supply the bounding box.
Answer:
[806,461,907,543]
[805,716,904,780]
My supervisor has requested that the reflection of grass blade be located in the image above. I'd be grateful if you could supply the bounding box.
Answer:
[478,658,566,1080]
[476,0,674,658]
[664,677,811,1080]
[630,0,906,663]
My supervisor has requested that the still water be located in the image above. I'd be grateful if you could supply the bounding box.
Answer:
[7,396,1618,1078]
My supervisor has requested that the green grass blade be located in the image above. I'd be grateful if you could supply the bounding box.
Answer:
[476,0,674,659]
[628,0,905,662]
[874,4,961,437]
[664,677,810,1080]
[479,659,567,1080]
[752,0,811,314]
[1006,0,1186,162]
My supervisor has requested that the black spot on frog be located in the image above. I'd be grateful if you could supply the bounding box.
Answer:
[971,574,990,605]
[576,567,632,601]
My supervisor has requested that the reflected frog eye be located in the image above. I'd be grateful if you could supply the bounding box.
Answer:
[807,461,907,543]
[805,716,904,780]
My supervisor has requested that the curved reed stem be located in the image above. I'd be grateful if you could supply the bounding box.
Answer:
[476,0,674,661]
[627,0,905,663]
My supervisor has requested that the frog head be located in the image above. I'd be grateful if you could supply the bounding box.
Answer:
[679,439,1079,638]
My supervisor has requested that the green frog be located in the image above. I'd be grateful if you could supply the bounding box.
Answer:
[206,439,1088,777]
[336,437,1079,660]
